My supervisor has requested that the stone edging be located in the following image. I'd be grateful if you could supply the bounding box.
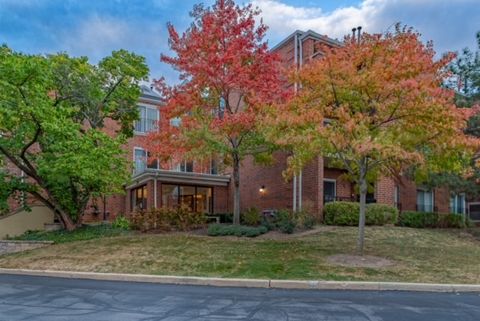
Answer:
[0,268,479,293]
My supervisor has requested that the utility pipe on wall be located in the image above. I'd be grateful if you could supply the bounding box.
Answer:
[153,177,158,208]
[292,32,298,212]
[298,34,304,211]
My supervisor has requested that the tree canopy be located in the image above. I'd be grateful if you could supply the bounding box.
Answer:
[266,26,479,254]
[147,0,287,224]
[0,45,149,229]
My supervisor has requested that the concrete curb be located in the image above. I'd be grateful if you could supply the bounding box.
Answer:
[1,268,479,292]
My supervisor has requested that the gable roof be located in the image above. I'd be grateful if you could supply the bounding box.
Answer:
[271,29,342,52]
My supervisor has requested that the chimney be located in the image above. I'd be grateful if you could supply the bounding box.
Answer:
[357,26,362,44]
[352,27,357,42]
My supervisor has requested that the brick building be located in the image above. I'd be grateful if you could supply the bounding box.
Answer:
[82,85,231,221]
[3,30,473,224]
[239,30,468,219]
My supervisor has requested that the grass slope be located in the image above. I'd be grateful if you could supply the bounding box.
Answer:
[1,226,479,284]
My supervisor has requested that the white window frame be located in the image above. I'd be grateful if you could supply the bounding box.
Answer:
[450,193,466,215]
[323,178,337,202]
[133,147,159,175]
[416,188,434,213]
[134,104,159,135]
[174,160,194,173]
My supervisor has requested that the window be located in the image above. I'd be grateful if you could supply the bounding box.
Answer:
[210,159,218,175]
[175,160,193,173]
[134,148,158,174]
[323,179,336,203]
[131,185,147,211]
[417,189,434,212]
[218,97,226,119]
[180,186,195,211]
[394,185,400,210]
[450,193,466,214]
[161,185,179,208]
[134,105,158,133]
[161,184,213,213]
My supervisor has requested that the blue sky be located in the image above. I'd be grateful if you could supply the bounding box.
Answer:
[1,0,478,83]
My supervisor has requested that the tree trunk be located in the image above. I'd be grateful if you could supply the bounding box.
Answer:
[357,175,368,256]
[233,156,241,225]
[57,209,76,231]
[30,191,77,231]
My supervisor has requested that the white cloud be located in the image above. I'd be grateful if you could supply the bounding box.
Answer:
[58,14,172,80]
[252,0,480,54]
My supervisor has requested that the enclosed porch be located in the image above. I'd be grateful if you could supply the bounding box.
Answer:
[126,169,231,215]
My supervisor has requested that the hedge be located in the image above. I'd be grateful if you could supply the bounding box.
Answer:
[207,224,268,237]
[324,202,398,226]
[130,206,206,231]
[398,211,468,228]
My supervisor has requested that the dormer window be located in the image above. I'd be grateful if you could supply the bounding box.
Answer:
[134,105,158,133]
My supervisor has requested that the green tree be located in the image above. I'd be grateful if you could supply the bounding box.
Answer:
[424,31,480,197]
[0,45,148,230]
[449,31,480,107]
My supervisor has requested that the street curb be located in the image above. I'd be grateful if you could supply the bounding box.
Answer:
[1,268,480,292]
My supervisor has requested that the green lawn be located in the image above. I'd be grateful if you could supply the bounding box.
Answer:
[1,226,480,284]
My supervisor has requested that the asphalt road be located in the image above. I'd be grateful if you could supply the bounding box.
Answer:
[0,274,479,321]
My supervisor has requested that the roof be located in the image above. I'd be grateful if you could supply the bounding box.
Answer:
[128,169,231,189]
[140,85,162,104]
[271,29,342,52]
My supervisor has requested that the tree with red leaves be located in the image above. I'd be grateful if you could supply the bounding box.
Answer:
[147,0,287,224]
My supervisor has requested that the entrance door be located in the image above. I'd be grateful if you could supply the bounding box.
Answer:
[324,180,336,203]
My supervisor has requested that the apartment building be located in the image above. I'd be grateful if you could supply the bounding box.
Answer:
[239,30,468,219]
[4,31,472,223]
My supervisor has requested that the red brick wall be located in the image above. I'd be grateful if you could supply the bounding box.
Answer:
[213,186,229,214]
[301,156,322,218]
[397,176,450,213]
[376,176,395,206]
[240,152,294,212]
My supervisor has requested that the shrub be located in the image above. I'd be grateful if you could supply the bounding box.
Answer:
[217,212,233,224]
[438,213,466,228]
[242,207,261,226]
[130,206,206,232]
[207,224,268,237]
[398,211,468,228]
[366,204,398,225]
[11,224,129,244]
[275,209,296,234]
[111,215,131,230]
[398,211,438,228]
[324,202,359,226]
[260,216,275,231]
[324,202,399,226]
[295,209,317,229]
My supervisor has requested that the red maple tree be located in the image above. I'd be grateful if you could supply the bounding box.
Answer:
[147,0,288,224]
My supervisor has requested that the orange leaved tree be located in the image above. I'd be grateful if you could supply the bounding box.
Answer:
[266,25,479,254]
[147,0,287,224]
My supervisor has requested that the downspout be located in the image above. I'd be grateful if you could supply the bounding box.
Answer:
[298,35,304,211]
[153,177,158,209]
[293,32,298,212]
